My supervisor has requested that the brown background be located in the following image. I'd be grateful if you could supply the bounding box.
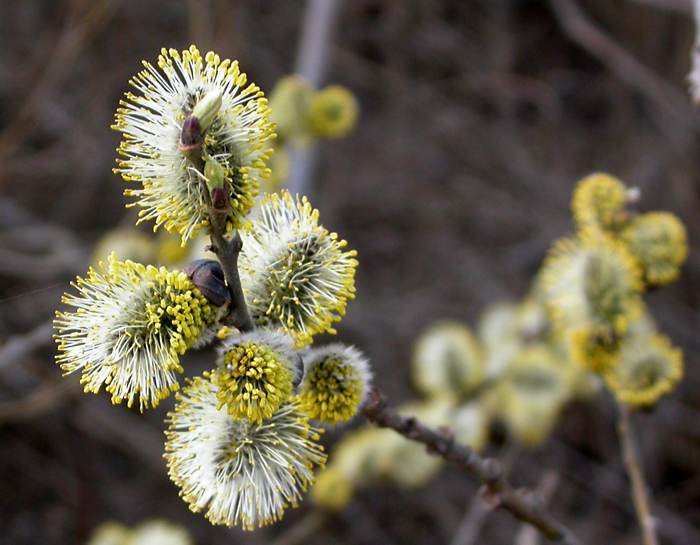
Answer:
[1,1,700,544]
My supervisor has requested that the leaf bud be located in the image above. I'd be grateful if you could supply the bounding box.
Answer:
[184,259,230,307]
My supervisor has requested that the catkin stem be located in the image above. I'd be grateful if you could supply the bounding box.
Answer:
[188,154,254,332]
[207,221,254,332]
[617,403,660,545]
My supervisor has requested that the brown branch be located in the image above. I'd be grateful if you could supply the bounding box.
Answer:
[629,0,691,13]
[617,403,660,545]
[205,211,254,333]
[363,389,584,545]
[515,471,561,545]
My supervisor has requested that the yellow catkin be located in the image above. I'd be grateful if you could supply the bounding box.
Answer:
[605,333,683,407]
[308,85,359,139]
[571,172,627,232]
[299,357,363,424]
[54,255,216,410]
[622,211,688,286]
[212,341,294,423]
[113,45,275,244]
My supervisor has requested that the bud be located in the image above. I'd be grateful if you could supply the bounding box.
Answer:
[184,259,230,307]
[192,89,223,133]
[210,187,228,211]
[204,156,225,189]
[204,156,228,212]
[179,114,202,151]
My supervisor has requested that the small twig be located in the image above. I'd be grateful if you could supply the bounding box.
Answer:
[363,390,584,545]
[449,499,488,545]
[450,443,520,545]
[515,471,561,545]
[617,403,660,545]
[206,221,254,332]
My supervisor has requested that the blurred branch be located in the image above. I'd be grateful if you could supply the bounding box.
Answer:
[515,471,560,545]
[449,499,489,545]
[0,321,53,370]
[617,404,660,545]
[450,443,520,545]
[295,0,340,87]
[548,437,699,544]
[187,0,213,49]
[0,0,117,161]
[363,390,584,545]
[0,380,77,424]
[287,0,341,196]
[690,0,700,103]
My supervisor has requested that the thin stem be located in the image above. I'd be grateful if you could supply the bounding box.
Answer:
[207,220,254,332]
[617,403,659,545]
[363,389,584,545]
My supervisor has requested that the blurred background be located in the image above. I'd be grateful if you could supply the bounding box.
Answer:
[1,1,700,544]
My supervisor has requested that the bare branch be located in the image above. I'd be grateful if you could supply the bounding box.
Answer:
[363,390,584,545]
[0,380,77,424]
[550,0,698,130]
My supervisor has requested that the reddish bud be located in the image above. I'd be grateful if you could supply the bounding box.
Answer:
[179,114,202,150]
[211,187,228,211]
